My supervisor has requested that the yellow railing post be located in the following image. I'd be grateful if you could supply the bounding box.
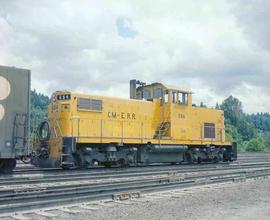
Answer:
[100,119,103,143]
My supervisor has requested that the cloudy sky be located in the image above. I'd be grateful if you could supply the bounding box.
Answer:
[0,0,269,113]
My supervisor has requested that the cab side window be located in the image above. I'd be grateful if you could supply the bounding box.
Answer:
[143,90,151,100]
[164,90,169,103]
[172,91,177,103]
[154,88,163,99]
[178,92,188,105]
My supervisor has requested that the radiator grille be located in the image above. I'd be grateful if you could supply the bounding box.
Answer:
[204,123,215,139]
[78,98,102,111]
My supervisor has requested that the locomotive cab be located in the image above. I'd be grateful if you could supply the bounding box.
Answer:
[130,79,192,104]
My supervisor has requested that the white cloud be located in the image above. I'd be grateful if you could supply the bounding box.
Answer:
[0,0,269,113]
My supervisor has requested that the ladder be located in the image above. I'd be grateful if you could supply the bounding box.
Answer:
[50,119,75,167]
[61,144,75,167]
[12,113,28,150]
[154,111,171,139]
[154,121,170,139]
[61,120,76,167]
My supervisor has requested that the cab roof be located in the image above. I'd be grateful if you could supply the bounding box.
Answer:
[139,82,192,93]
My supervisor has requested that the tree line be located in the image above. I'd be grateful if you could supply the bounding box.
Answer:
[30,90,50,133]
[30,91,270,152]
[219,96,270,152]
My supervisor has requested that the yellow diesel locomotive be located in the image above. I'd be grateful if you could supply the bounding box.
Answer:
[32,80,237,168]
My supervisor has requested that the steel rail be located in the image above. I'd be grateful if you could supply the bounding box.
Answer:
[1,162,270,186]
[0,167,269,215]
[2,167,268,196]
[9,161,270,178]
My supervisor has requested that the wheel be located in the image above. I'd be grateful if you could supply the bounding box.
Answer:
[186,152,198,164]
[0,159,16,173]
[61,164,71,170]
[222,151,230,162]
[185,153,192,164]
[213,156,219,163]
[118,158,129,168]
[103,162,112,168]
[75,154,85,168]
[22,156,31,164]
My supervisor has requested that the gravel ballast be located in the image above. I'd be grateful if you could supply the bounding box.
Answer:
[28,178,270,220]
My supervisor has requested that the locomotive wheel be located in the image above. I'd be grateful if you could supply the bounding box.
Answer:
[186,152,197,164]
[185,152,192,164]
[61,164,71,170]
[0,159,16,173]
[119,158,129,168]
[222,150,230,162]
[103,162,112,168]
[213,156,219,163]
[74,154,85,168]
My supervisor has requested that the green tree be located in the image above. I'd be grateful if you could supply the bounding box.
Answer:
[30,90,50,133]
[245,138,266,152]
[220,96,255,142]
[247,113,270,132]
[220,95,243,126]
[257,131,270,150]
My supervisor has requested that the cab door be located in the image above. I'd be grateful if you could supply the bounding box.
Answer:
[171,91,189,140]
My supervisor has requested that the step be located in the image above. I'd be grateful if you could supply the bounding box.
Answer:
[62,154,72,157]
[61,161,75,166]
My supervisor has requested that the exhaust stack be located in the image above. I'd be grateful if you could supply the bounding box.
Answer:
[130,79,137,99]
[130,79,146,99]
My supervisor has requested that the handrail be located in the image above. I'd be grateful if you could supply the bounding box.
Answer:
[39,117,226,145]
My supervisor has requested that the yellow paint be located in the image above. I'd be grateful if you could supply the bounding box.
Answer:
[46,84,231,159]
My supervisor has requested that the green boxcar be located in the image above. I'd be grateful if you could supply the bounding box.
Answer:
[0,65,30,172]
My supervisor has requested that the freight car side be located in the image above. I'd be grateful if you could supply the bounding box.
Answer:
[0,66,30,173]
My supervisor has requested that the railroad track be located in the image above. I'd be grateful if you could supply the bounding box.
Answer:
[2,162,270,185]
[0,161,269,216]
[0,153,268,217]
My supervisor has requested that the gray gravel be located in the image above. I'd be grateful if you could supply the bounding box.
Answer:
[24,178,270,220]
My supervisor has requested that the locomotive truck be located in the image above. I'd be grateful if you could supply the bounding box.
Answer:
[32,80,237,168]
[0,66,30,173]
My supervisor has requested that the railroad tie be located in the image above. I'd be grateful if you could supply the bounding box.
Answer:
[10,214,30,220]
[35,211,58,218]
[146,195,165,199]
[135,198,156,202]
[79,205,100,211]
[97,202,114,207]
[113,200,133,205]
[58,207,80,214]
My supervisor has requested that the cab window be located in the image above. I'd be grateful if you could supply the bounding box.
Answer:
[164,90,169,103]
[172,91,177,103]
[153,88,163,99]
[143,90,151,99]
[178,92,188,105]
